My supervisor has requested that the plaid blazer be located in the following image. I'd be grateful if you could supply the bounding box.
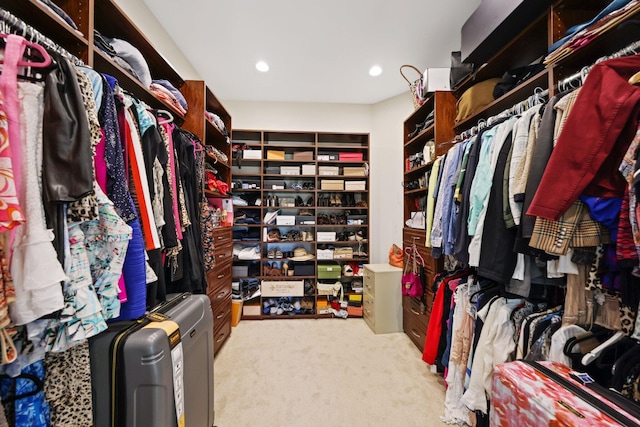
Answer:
[529,200,610,255]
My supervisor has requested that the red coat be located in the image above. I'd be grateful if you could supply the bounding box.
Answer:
[527,55,640,220]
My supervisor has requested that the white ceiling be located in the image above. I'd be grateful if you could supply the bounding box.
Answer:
[144,0,481,104]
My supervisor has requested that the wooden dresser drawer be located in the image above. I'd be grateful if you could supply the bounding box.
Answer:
[403,296,430,352]
[216,242,233,267]
[403,227,426,247]
[212,292,232,324]
[206,263,232,296]
[208,280,232,312]
[213,311,231,355]
[213,226,232,246]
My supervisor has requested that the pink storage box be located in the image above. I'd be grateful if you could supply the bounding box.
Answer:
[339,152,363,162]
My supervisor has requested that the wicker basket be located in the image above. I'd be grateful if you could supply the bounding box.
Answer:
[400,65,425,109]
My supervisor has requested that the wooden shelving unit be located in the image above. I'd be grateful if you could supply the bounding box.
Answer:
[231,130,370,319]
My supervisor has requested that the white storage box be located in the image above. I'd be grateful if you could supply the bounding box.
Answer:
[243,149,262,159]
[319,166,340,176]
[345,180,366,191]
[243,304,262,316]
[317,231,336,242]
[317,249,335,260]
[280,166,301,175]
[302,164,315,175]
[261,280,304,297]
[276,215,296,226]
[279,198,295,207]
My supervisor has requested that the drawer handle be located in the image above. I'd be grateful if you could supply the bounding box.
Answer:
[218,254,225,258]
[217,290,227,299]
[216,312,225,319]
[410,307,420,316]
[365,275,371,281]
[217,236,224,240]
[365,284,372,290]
[216,333,226,343]
[217,273,225,279]
[411,329,421,338]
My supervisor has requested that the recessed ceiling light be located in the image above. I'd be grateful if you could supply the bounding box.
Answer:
[256,61,269,72]
[369,65,382,77]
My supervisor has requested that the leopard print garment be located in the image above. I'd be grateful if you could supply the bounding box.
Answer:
[619,297,637,336]
[67,68,99,223]
[586,245,604,291]
[44,343,92,427]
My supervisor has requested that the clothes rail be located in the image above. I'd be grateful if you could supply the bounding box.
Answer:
[456,87,548,141]
[0,7,84,66]
[557,39,640,92]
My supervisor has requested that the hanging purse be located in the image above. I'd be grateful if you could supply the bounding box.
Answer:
[401,248,422,298]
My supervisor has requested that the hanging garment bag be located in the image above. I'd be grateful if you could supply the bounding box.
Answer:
[491,360,640,426]
[89,293,214,427]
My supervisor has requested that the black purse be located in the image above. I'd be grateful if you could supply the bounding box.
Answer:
[449,51,474,90]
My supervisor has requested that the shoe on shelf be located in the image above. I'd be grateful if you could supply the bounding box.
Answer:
[267,248,276,259]
[275,248,283,259]
[267,229,281,242]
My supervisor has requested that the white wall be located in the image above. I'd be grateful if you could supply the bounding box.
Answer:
[371,93,414,263]
[113,0,201,80]
[223,101,372,133]
[225,95,413,264]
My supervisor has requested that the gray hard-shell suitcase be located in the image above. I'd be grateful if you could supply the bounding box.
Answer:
[89,293,215,427]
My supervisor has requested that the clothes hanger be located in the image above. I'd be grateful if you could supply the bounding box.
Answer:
[628,70,640,85]
[0,32,52,68]
[154,109,174,125]
[581,330,625,366]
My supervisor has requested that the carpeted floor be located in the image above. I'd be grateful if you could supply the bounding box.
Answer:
[213,318,448,427]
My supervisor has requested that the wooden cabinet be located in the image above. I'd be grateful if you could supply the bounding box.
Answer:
[231,130,370,319]
[206,227,233,354]
[402,92,454,350]
[402,296,430,352]
[362,264,403,334]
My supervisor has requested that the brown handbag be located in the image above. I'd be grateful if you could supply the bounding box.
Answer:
[388,244,403,268]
